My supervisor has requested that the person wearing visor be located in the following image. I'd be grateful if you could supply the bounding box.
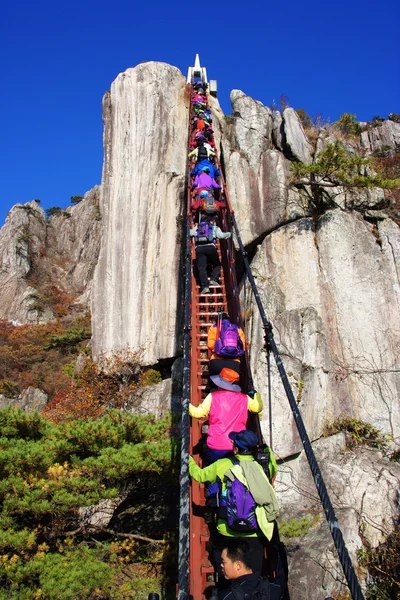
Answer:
[189,368,263,466]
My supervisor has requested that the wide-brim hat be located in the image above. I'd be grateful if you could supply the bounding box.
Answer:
[229,430,259,450]
[210,368,241,392]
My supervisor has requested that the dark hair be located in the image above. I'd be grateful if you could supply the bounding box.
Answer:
[233,443,255,457]
[223,540,252,570]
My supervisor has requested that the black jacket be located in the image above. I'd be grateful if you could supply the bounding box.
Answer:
[218,573,281,600]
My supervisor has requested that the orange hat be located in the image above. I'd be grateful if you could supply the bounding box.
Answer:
[219,368,239,383]
[210,368,241,392]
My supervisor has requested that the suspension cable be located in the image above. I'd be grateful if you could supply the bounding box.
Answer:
[230,212,365,600]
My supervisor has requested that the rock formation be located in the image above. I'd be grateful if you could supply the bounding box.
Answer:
[246,210,400,457]
[0,188,101,324]
[91,62,189,366]
[361,119,400,155]
[217,92,304,248]
[276,432,400,599]
[0,386,48,413]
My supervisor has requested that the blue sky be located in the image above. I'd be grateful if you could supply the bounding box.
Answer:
[1,0,399,226]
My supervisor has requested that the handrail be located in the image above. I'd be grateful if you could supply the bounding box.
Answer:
[177,217,192,600]
[177,84,194,600]
[229,212,365,600]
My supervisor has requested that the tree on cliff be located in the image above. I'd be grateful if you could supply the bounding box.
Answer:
[289,141,400,214]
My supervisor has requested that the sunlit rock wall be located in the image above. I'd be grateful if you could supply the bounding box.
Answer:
[247,210,400,457]
[92,62,189,365]
[219,92,307,247]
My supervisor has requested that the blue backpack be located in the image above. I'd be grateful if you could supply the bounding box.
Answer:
[219,458,258,532]
[214,321,244,358]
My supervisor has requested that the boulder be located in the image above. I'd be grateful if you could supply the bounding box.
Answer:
[0,387,48,413]
[229,90,273,169]
[276,433,400,599]
[79,497,122,529]
[45,186,102,307]
[247,210,400,457]
[282,108,313,164]
[132,378,180,418]
[92,62,189,365]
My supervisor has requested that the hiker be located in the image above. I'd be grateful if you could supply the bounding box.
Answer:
[203,126,214,143]
[193,81,206,94]
[192,190,225,217]
[191,159,221,179]
[208,313,247,378]
[195,137,214,154]
[192,166,221,193]
[189,430,279,585]
[192,116,206,132]
[188,142,215,163]
[189,369,263,465]
[218,539,282,600]
[190,218,231,295]
[191,167,222,201]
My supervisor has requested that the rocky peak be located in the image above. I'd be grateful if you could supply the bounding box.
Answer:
[0,189,101,324]
[361,119,400,155]
[91,62,189,366]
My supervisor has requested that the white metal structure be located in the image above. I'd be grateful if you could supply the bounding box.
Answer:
[186,54,208,84]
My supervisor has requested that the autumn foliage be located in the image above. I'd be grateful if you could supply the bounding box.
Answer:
[0,315,91,401]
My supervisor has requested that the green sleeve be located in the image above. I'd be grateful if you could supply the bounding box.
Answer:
[269,450,278,479]
[189,456,220,483]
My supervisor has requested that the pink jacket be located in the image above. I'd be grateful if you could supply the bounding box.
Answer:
[207,390,249,450]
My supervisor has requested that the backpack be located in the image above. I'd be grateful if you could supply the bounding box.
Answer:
[231,577,282,600]
[214,321,244,358]
[197,145,208,161]
[196,221,214,244]
[219,458,258,532]
[201,193,219,215]
[257,445,272,483]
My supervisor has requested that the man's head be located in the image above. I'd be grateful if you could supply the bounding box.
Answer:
[221,540,253,580]
[229,430,259,454]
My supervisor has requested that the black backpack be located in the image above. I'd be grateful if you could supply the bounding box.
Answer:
[231,577,281,600]
[197,145,208,162]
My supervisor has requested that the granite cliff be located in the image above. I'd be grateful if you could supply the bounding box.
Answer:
[0,61,399,599]
[0,187,101,324]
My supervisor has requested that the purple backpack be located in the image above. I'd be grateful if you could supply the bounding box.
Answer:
[214,321,244,358]
[196,221,214,244]
[219,458,258,532]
